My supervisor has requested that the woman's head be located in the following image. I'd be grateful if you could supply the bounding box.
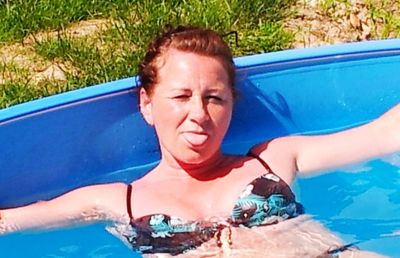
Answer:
[138,25,236,97]
[139,25,235,165]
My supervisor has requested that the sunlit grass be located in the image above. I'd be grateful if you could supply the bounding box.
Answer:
[365,0,400,38]
[2,0,400,108]
[0,0,130,44]
[0,0,296,108]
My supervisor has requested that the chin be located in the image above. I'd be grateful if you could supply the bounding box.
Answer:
[179,149,218,165]
[181,155,208,165]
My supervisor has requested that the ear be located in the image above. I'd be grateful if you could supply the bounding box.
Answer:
[139,88,154,126]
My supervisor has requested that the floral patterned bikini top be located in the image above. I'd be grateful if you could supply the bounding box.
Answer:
[117,152,304,255]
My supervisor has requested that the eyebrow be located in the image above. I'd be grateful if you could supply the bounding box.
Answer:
[205,88,225,94]
[168,88,191,92]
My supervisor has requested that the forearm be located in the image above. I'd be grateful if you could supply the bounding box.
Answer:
[1,204,53,234]
[0,200,98,234]
[0,183,128,235]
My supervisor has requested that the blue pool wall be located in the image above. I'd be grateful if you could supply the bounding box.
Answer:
[1,39,400,208]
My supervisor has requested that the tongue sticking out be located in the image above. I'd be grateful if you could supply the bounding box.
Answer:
[183,133,209,147]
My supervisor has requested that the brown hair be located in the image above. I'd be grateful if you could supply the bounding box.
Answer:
[138,25,236,97]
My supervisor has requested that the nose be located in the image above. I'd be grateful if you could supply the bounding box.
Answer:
[188,96,210,124]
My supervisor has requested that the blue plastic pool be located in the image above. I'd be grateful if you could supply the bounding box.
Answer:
[1,39,400,257]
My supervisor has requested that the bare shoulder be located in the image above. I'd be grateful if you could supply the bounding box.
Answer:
[67,182,129,219]
[73,182,128,198]
[250,136,302,155]
[248,137,300,185]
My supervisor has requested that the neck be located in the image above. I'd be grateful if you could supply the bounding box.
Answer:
[158,151,231,181]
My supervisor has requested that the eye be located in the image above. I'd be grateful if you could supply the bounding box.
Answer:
[206,95,223,102]
[172,95,190,101]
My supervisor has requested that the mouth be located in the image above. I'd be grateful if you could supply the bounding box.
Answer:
[182,132,209,147]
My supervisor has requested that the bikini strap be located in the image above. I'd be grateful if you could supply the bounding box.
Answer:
[247,151,273,174]
[126,184,134,221]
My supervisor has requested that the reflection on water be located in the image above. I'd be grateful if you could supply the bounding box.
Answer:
[296,154,400,257]
[1,156,399,257]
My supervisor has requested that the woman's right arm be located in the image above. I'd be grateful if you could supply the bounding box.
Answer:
[0,182,128,234]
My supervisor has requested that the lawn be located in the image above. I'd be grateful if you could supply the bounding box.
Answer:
[0,0,399,108]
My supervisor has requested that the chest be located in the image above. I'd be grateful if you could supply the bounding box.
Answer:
[132,183,234,220]
[132,178,246,219]
[130,158,283,220]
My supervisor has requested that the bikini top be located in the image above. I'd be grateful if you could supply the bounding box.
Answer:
[117,152,304,255]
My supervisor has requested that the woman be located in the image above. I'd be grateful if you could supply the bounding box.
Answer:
[1,25,399,257]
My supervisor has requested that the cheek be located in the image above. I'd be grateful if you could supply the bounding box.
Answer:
[152,100,186,126]
[211,105,233,130]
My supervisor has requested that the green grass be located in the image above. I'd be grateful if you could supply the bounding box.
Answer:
[314,0,400,39]
[0,0,131,44]
[366,0,400,38]
[2,0,400,109]
[0,0,296,108]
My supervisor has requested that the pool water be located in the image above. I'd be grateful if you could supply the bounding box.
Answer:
[296,154,400,257]
[1,156,399,257]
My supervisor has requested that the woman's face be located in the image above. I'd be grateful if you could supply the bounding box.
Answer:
[140,49,234,165]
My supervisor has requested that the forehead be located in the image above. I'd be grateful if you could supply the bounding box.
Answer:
[157,49,229,87]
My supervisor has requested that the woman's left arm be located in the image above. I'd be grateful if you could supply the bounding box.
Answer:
[254,103,400,182]
[293,103,400,174]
